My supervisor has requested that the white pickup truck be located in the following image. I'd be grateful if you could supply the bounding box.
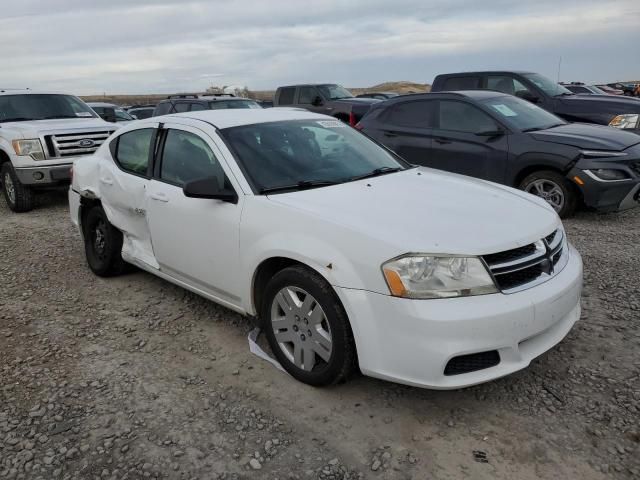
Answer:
[0,90,117,212]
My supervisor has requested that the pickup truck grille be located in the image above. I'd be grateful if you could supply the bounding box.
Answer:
[482,229,566,293]
[45,130,114,158]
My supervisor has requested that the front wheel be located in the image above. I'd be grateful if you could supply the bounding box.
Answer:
[261,265,356,386]
[82,205,127,277]
[520,170,577,218]
[1,163,34,212]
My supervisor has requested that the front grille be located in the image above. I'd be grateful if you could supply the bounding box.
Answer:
[482,229,565,293]
[46,130,114,158]
[444,350,500,376]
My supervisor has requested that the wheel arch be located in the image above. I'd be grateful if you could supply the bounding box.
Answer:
[0,149,11,165]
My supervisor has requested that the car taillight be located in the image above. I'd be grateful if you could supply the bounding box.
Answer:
[349,111,357,126]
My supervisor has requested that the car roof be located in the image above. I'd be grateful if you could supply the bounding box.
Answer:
[145,108,329,129]
[277,83,338,89]
[159,96,253,103]
[388,90,508,101]
[0,89,71,96]
[87,102,119,107]
[436,71,534,76]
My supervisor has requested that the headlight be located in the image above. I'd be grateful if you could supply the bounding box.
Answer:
[584,168,630,181]
[381,255,498,299]
[609,114,639,129]
[12,139,45,160]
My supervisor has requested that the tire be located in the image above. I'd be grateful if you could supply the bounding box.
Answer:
[519,170,577,218]
[261,265,357,386]
[1,163,34,212]
[82,205,127,277]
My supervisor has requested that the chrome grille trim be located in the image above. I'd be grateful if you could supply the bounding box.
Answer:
[483,229,568,294]
[46,130,114,158]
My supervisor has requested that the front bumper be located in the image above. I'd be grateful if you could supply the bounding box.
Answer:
[15,165,72,186]
[569,159,640,212]
[335,244,583,389]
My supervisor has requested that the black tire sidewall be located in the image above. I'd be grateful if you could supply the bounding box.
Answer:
[82,206,124,276]
[520,170,577,218]
[1,163,34,213]
[261,266,354,386]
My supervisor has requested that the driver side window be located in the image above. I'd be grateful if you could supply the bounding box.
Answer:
[298,87,318,105]
[159,129,227,189]
[487,76,532,97]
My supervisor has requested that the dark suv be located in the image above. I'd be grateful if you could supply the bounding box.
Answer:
[431,71,640,132]
[152,94,262,116]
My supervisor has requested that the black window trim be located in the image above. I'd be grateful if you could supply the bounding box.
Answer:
[109,127,158,179]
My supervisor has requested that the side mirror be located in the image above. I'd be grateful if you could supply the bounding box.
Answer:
[311,95,323,106]
[102,107,117,122]
[130,114,138,120]
[183,177,238,204]
[475,127,506,137]
[516,91,540,104]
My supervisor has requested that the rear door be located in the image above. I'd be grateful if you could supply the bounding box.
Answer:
[98,124,159,268]
[429,100,508,182]
[145,123,244,307]
[367,100,436,165]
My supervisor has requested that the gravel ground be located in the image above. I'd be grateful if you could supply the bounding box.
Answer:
[1,191,639,480]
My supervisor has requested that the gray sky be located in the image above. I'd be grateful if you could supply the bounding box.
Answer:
[2,0,638,95]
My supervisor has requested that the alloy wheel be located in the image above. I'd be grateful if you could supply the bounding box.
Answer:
[4,172,15,205]
[524,179,565,212]
[270,286,333,371]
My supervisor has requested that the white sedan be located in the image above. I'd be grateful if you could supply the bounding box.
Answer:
[69,108,583,389]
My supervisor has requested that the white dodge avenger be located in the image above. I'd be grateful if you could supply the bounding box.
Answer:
[69,108,583,389]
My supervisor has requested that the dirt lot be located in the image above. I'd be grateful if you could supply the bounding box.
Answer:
[1,192,639,480]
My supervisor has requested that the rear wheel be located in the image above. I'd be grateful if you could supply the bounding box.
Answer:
[82,205,127,276]
[520,170,577,218]
[261,265,356,386]
[1,163,34,212]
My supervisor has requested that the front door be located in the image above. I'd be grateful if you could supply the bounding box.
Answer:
[98,125,158,268]
[429,100,508,182]
[145,123,244,308]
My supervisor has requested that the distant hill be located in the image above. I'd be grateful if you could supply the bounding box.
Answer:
[349,81,430,95]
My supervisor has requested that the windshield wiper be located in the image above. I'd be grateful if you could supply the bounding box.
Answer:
[39,115,82,119]
[554,92,574,97]
[346,166,403,182]
[259,180,339,194]
[0,117,33,123]
[522,122,565,133]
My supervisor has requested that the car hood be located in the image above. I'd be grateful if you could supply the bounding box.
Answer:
[0,118,115,139]
[333,97,381,105]
[529,123,640,150]
[267,168,559,256]
[558,94,640,114]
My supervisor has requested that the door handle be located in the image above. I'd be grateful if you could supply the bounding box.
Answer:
[150,193,169,202]
[435,137,452,145]
[383,131,398,138]
[99,177,113,185]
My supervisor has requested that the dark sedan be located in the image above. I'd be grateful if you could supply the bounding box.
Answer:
[358,91,640,218]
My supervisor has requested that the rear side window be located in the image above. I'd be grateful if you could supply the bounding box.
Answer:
[438,101,497,133]
[160,129,227,188]
[173,102,190,113]
[278,87,295,105]
[190,103,206,111]
[386,100,436,127]
[114,128,154,176]
[154,102,172,116]
[442,76,481,90]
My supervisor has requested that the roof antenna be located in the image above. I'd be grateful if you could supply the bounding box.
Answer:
[556,56,562,83]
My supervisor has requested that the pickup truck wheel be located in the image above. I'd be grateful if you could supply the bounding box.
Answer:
[262,266,356,386]
[1,163,34,212]
[520,170,577,218]
[82,206,126,277]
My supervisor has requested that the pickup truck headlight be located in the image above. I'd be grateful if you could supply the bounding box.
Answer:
[382,255,498,299]
[609,114,639,129]
[12,139,45,160]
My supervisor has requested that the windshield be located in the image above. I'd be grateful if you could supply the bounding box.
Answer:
[220,119,408,193]
[130,108,154,119]
[523,73,573,97]
[209,100,262,110]
[114,108,134,121]
[481,95,566,132]
[318,84,354,100]
[0,94,97,122]
[588,85,607,95]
